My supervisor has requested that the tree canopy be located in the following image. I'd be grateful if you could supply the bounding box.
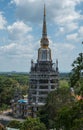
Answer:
[38,87,74,129]
[70,53,83,95]
[0,73,29,110]
[7,118,46,130]
[56,101,83,130]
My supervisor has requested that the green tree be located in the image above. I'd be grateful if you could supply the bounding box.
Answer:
[0,73,29,110]
[39,87,74,129]
[20,118,46,130]
[0,78,18,107]
[60,79,69,88]
[71,118,83,130]
[7,120,21,129]
[70,53,83,95]
[56,101,83,130]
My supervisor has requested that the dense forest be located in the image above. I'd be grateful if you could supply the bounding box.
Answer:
[0,73,29,110]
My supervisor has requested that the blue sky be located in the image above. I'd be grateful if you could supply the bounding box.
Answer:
[0,0,83,72]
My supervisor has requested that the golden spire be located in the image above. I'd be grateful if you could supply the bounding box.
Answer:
[42,4,47,38]
[41,4,49,48]
[44,4,46,16]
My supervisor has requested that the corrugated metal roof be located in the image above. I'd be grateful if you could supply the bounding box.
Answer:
[18,99,27,103]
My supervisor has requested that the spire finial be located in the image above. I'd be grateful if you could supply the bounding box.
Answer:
[40,4,49,48]
[42,4,47,38]
[44,4,46,16]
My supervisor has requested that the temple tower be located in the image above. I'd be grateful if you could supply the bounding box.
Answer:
[28,5,59,117]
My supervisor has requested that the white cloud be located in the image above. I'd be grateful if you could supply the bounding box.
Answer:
[66,26,83,42]
[78,26,83,36]
[49,39,75,57]
[55,10,79,25]
[10,0,20,5]
[56,22,78,36]
[1,43,16,50]
[0,12,7,30]
[66,33,78,41]
[59,27,64,33]
[11,0,82,22]
[7,21,32,41]
[65,23,78,32]
[49,40,76,71]
[10,0,83,34]
[0,42,33,72]
[51,42,75,57]
[0,42,33,58]
[0,39,76,72]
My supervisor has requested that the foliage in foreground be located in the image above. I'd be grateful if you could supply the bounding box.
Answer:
[7,118,46,130]
[39,89,83,130]
[56,100,83,130]
[21,118,46,130]
[38,87,75,129]
[70,53,83,95]
[7,120,21,129]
